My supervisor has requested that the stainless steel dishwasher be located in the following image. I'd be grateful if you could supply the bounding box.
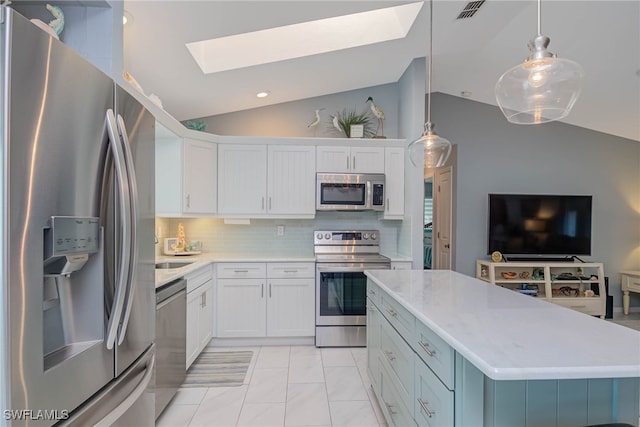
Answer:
[155,278,187,419]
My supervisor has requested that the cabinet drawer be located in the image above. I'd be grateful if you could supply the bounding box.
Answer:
[380,315,414,411]
[414,355,454,427]
[413,321,455,390]
[378,355,416,427]
[379,290,415,342]
[185,264,213,293]
[622,275,640,293]
[217,263,266,279]
[267,262,315,279]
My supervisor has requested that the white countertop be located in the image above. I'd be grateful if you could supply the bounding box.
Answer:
[365,269,640,381]
[155,253,316,288]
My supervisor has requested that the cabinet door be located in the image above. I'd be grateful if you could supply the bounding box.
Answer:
[316,145,350,172]
[183,139,217,214]
[383,147,404,218]
[267,145,316,215]
[198,282,214,351]
[266,278,315,337]
[155,129,183,216]
[351,147,385,173]
[216,278,266,337]
[415,356,454,427]
[218,144,267,215]
[186,288,202,368]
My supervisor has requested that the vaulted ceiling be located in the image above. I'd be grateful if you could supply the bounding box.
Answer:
[123,1,640,141]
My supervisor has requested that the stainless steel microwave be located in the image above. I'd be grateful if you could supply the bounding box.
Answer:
[316,173,385,211]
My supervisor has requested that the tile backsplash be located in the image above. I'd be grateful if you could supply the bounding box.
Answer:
[155,212,407,257]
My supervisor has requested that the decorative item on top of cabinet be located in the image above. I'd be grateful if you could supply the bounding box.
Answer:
[366,96,386,138]
[330,108,374,138]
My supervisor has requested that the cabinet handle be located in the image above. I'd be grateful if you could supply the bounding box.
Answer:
[444,243,450,249]
[234,269,249,273]
[269,197,272,211]
[418,340,436,357]
[386,198,389,211]
[261,283,264,298]
[186,194,191,208]
[283,270,298,273]
[347,155,350,170]
[384,350,396,361]
[384,402,397,415]
[262,197,265,210]
[387,308,398,317]
[417,398,435,418]
[269,283,272,298]
[353,156,356,170]
[368,305,377,312]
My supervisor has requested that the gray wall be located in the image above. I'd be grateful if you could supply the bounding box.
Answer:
[431,92,640,308]
[191,84,399,139]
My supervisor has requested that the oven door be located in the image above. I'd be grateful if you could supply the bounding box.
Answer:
[316,263,389,326]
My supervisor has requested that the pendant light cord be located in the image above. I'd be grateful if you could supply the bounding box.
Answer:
[427,0,433,124]
[537,0,542,36]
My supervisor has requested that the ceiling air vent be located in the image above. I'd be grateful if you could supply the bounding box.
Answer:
[456,0,486,19]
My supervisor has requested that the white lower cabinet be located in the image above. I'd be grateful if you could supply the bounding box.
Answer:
[186,265,214,369]
[216,262,315,338]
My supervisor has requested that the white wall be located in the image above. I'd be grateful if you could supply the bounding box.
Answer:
[192,84,399,139]
[431,93,640,309]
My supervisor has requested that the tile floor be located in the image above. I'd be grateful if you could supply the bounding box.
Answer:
[157,346,387,427]
[157,312,640,427]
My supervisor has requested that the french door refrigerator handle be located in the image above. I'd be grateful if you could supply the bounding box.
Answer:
[104,109,132,350]
[115,113,140,345]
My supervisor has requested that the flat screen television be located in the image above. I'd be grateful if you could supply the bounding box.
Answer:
[487,194,592,257]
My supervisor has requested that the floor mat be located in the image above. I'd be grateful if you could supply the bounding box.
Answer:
[182,350,253,387]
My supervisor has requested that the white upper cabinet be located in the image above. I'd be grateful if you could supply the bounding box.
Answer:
[267,145,316,215]
[156,126,217,217]
[183,138,217,215]
[382,146,405,219]
[317,145,384,173]
[218,143,316,218]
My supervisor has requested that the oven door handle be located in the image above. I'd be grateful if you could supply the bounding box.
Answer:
[316,265,390,272]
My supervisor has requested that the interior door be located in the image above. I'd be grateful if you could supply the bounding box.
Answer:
[434,166,453,270]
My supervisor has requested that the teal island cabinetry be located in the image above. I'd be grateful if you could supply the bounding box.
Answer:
[365,269,640,427]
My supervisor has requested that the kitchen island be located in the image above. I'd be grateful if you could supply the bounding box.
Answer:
[365,269,640,427]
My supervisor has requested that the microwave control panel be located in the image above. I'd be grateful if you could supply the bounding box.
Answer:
[372,184,384,206]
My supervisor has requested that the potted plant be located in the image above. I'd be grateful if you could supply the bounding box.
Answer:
[331,108,375,138]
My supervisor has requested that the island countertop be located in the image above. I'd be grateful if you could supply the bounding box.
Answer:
[365,269,640,381]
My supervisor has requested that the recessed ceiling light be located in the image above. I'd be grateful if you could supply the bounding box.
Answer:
[256,91,270,98]
[186,2,423,74]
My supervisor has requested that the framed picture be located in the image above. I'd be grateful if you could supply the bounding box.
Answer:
[164,237,179,254]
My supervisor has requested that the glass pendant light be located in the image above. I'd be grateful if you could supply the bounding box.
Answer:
[408,0,451,170]
[495,0,584,124]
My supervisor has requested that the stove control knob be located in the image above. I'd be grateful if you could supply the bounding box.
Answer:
[363,233,370,240]
[324,233,331,240]
[370,233,377,240]
[316,233,323,240]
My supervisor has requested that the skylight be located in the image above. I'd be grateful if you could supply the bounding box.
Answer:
[186,2,423,74]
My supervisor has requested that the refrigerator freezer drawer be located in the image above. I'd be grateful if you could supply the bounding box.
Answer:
[61,345,155,427]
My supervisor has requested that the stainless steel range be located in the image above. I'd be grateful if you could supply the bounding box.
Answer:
[315,230,391,347]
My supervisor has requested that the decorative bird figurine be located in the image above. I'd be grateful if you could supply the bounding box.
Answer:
[330,114,341,134]
[366,96,385,137]
[46,4,65,37]
[307,108,325,135]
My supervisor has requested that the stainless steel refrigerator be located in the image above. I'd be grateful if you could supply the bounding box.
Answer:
[1,7,156,426]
